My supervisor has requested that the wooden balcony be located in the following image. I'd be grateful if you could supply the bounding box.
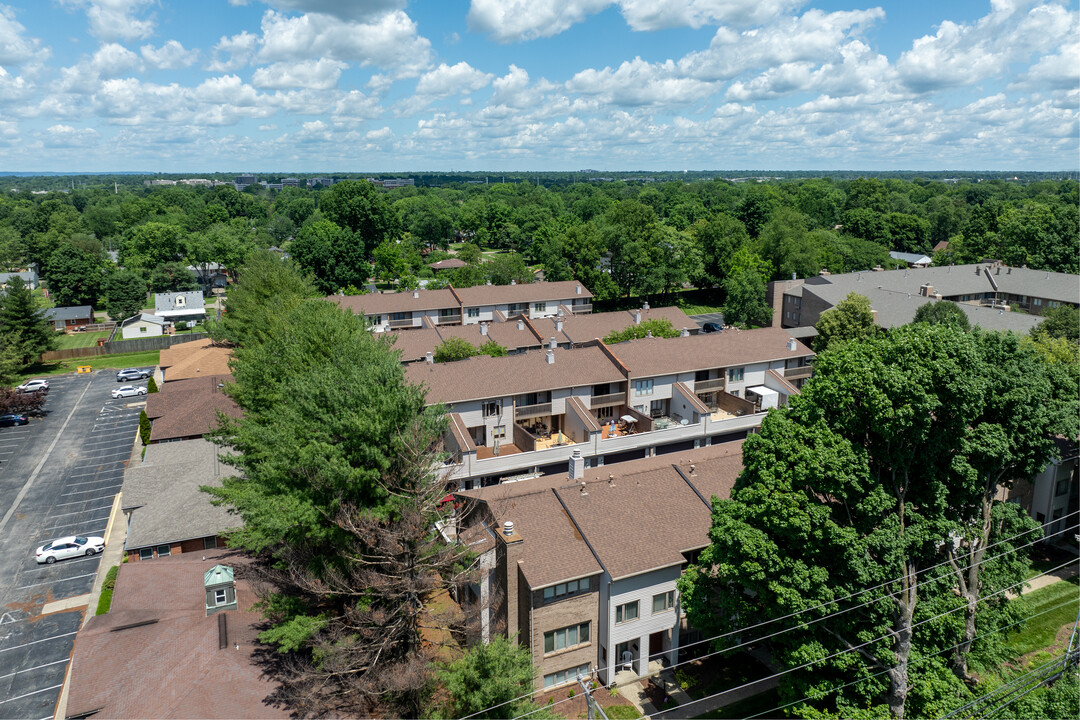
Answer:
[388,318,415,329]
[514,402,552,420]
[589,392,624,408]
[437,314,462,325]
[571,303,593,314]
[785,366,812,380]
[693,377,725,393]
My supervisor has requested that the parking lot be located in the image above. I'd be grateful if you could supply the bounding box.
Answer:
[0,370,148,719]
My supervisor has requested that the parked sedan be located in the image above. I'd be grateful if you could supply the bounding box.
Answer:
[116,368,151,382]
[16,379,49,393]
[111,385,147,399]
[36,535,105,564]
[701,322,722,334]
[0,414,29,427]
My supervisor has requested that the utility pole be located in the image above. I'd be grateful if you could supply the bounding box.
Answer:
[576,674,609,720]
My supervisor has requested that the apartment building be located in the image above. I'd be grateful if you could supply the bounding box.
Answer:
[330,280,594,332]
[767,263,1078,334]
[407,327,813,488]
[454,441,745,689]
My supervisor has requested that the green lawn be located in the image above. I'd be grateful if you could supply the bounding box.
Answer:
[53,331,110,350]
[17,350,161,382]
[1004,576,1080,657]
[577,704,642,719]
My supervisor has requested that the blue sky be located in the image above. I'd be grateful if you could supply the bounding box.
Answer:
[0,0,1076,172]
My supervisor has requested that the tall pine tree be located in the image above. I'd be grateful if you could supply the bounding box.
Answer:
[0,276,55,369]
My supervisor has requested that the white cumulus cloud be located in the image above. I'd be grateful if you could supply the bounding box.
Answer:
[617,0,806,31]
[59,0,156,42]
[140,40,198,69]
[0,5,50,65]
[567,57,715,106]
[251,59,348,90]
[207,32,259,72]
[468,0,610,43]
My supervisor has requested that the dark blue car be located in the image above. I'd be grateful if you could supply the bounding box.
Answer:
[0,414,29,427]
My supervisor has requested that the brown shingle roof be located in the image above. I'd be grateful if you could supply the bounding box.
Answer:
[145,374,240,442]
[454,280,592,307]
[429,258,467,270]
[557,468,712,580]
[469,488,603,589]
[158,338,233,381]
[65,550,288,719]
[406,346,624,404]
[330,288,461,316]
[533,306,697,345]
[434,320,544,352]
[611,327,813,378]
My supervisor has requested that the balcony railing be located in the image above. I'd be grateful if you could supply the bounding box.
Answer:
[571,303,593,314]
[589,392,624,408]
[785,366,812,380]
[437,314,462,325]
[388,318,415,328]
[515,402,552,420]
[693,377,725,393]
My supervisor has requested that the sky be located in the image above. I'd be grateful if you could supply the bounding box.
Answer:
[0,0,1076,172]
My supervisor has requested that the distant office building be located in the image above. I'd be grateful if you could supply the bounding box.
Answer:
[307,176,336,187]
[281,177,302,187]
[234,174,256,191]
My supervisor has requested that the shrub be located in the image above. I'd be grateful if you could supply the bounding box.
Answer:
[175,321,188,331]
[96,565,119,615]
[138,409,152,445]
[433,336,478,363]
[603,318,681,344]
[146,376,158,393]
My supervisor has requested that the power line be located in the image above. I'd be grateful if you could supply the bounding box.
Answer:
[637,560,1077,720]
[734,599,1080,720]
[457,518,1079,720]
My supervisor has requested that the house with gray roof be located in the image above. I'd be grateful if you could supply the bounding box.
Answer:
[44,305,93,331]
[154,290,206,324]
[120,312,166,339]
[121,439,241,562]
[0,270,38,289]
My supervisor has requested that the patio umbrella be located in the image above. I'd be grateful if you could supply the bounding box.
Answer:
[620,415,637,423]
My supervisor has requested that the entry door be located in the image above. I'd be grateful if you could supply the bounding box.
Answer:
[649,631,664,658]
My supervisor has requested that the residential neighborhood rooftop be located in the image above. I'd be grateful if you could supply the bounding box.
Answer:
[159,338,233,381]
[144,374,239,442]
[44,305,93,322]
[453,280,592,307]
[533,306,697,345]
[611,328,813,378]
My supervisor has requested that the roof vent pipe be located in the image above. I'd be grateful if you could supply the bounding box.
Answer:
[480,323,488,336]
[646,330,653,338]
[556,318,564,332]
[413,290,419,298]
[787,338,797,351]
[517,318,524,330]
[425,351,433,364]
[503,521,515,536]
[569,450,585,481]
[546,349,555,364]
[576,284,582,295]
[681,327,689,337]
[792,272,796,280]
[549,336,557,349]
[642,301,649,311]
[634,309,642,325]
[510,279,516,285]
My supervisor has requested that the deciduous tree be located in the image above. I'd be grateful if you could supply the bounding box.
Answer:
[103,271,147,321]
[814,291,878,351]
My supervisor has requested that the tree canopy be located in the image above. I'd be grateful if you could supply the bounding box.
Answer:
[813,291,878,351]
[603,317,682,343]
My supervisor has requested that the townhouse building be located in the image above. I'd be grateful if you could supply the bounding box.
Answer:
[767,262,1078,335]
[330,280,594,332]
[453,441,746,690]
[406,327,814,488]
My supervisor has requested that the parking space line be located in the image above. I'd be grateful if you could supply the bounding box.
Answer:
[60,485,122,497]
[0,658,69,681]
[0,683,63,705]
[60,477,121,488]
[81,439,133,449]
[43,516,110,533]
[0,632,77,653]
[55,494,116,506]
[16,572,97,590]
[44,503,113,519]
[22,554,103,572]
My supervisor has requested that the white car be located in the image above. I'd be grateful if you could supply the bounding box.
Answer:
[36,535,104,564]
[111,385,147,399]
[16,379,49,393]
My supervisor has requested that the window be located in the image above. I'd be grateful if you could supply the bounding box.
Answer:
[695,370,709,382]
[727,368,744,383]
[175,295,185,306]
[1056,479,1070,497]
[543,579,583,602]
[482,401,501,418]
[544,663,590,690]
[140,326,147,333]
[391,311,411,322]
[634,379,654,396]
[596,406,614,419]
[467,307,480,318]
[653,591,676,614]
[139,547,153,561]
[1048,301,1060,308]
[214,588,228,605]
[203,537,218,549]
[156,544,171,557]
[534,302,547,313]
[615,601,639,624]
[544,622,590,653]
[493,425,506,440]
[509,303,528,315]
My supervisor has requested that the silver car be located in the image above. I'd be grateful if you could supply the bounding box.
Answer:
[111,385,147,399]
[36,535,105,564]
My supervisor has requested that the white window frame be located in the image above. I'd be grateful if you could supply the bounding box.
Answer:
[493,425,506,440]
[727,368,744,383]
[652,590,676,614]
[214,588,228,605]
[634,379,654,396]
[534,302,547,313]
[139,547,153,561]
[467,307,480,318]
[482,401,501,418]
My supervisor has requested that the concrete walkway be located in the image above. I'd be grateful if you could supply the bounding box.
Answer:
[1007,559,1078,600]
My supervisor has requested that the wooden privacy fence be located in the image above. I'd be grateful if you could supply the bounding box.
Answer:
[40,332,210,361]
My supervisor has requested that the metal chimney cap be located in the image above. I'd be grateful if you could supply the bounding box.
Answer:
[503,521,515,536]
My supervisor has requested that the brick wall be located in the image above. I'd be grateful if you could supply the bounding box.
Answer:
[527,577,600,689]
